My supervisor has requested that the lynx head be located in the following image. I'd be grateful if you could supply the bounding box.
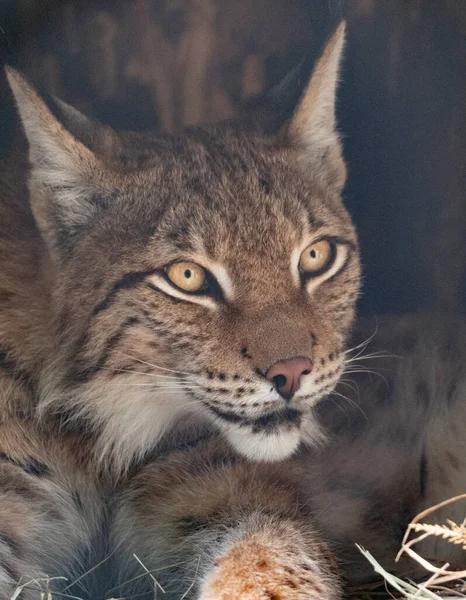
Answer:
[7,23,360,469]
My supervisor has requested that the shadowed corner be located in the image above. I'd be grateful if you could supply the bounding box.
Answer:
[0,0,19,161]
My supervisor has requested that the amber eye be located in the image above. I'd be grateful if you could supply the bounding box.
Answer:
[166,262,207,293]
[299,240,335,275]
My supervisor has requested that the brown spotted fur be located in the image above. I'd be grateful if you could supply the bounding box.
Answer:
[1,20,465,600]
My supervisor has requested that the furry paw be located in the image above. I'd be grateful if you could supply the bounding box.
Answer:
[198,533,338,600]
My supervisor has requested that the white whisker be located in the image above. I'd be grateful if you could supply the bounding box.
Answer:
[101,366,182,380]
[345,351,400,363]
[120,383,204,392]
[116,352,196,377]
[176,398,207,410]
[344,367,383,376]
[344,321,379,357]
[328,395,351,419]
[338,378,360,397]
[330,389,368,422]
[343,366,390,389]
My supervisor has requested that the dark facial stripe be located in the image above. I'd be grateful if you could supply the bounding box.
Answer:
[206,404,244,424]
[69,269,182,368]
[93,270,158,316]
[206,403,301,432]
[69,316,140,383]
[251,407,301,431]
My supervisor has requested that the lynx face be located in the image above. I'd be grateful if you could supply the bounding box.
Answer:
[7,25,359,467]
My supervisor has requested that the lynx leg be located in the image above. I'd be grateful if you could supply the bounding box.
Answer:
[0,453,97,599]
[198,516,339,600]
[112,439,341,600]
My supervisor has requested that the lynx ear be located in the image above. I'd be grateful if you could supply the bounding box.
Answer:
[5,67,117,250]
[288,22,347,192]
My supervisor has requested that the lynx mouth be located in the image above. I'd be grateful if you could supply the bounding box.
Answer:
[207,405,303,462]
[208,405,302,432]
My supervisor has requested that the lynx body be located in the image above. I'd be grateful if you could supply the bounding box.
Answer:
[2,23,463,600]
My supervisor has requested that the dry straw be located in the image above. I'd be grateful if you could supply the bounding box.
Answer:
[358,494,466,600]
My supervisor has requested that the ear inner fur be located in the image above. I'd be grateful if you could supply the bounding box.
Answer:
[287,23,347,192]
[5,68,119,252]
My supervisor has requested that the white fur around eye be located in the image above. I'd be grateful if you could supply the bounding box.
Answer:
[206,263,234,301]
[290,246,302,287]
[147,274,218,310]
[305,243,349,294]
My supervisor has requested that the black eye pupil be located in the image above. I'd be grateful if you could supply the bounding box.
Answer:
[184,269,192,279]
[310,250,317,259]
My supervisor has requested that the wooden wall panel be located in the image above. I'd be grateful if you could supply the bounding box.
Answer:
[1,0,465,315]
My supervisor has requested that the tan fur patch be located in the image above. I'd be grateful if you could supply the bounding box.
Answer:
[202,537,331,600]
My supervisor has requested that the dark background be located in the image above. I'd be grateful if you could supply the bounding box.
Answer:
[1,0,465,317]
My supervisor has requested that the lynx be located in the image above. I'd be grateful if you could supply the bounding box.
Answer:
[6,19,462,600]
[0,24,360,598]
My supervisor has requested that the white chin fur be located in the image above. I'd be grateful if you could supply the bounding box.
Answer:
[225,426,301,462]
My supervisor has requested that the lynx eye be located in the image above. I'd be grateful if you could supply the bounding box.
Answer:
[299,240,335,276]
[166,262,207,293]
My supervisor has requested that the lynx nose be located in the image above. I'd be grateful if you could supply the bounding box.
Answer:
[266,356,313,401]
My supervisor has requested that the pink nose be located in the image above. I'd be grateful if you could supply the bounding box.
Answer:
[266,356,313,400]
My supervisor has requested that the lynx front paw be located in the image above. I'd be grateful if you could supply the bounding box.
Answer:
[198,532,339,600]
